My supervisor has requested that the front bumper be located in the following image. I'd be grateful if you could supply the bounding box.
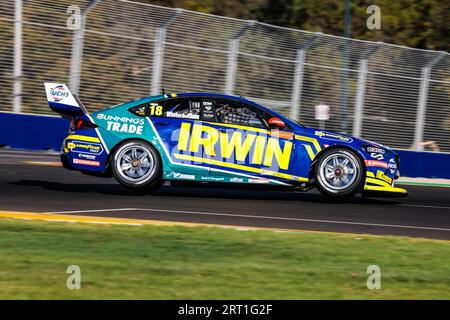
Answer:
[362,150,407,198]
[362,185,408,198]
[363,170,408,197]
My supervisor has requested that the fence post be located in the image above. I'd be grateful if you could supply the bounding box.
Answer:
[225,20,255,95]
[13,0,22,113]
[352,42,382,138]
[413,51,445,151]
[69,0,101,96]
[290,32,321,121]
[150,9,182,96]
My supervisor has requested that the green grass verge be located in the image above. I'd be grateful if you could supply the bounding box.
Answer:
[0,218,449,299]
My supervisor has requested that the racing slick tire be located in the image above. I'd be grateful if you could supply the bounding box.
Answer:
[111,140,163,192]
[314,148,364,200]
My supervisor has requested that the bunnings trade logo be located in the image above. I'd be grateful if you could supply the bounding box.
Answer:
[50,85,69,102]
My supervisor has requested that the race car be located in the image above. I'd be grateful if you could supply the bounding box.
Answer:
[44,83,407,200]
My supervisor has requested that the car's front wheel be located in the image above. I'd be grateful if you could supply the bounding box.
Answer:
[111,140,163,192]
[314,148,364,200]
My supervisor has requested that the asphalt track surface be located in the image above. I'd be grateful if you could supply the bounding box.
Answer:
[1,149,449,240]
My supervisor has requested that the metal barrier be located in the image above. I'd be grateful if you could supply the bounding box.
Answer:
[0,0,449,152]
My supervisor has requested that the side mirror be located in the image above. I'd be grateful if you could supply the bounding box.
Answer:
[268,117,286,129]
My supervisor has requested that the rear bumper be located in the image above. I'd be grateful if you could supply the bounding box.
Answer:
[61,133,108,172]
[60,153,74,170]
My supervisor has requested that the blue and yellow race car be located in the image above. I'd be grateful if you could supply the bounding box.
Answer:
[45,83,407,200]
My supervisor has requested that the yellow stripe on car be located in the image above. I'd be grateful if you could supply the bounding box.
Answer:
[173,153,308,182]
[366,177,391,188]
[366,170,394,187]
[303,144,315,160]
[365,170,407,193]
[203,121,268,134]
[294,135,322,160]
[294,135,322,153]
[364,185,408,194]
[66,135,100,143]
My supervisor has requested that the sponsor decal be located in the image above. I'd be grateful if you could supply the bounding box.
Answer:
[149,103,163,116]
[230,177,244,183]
[202,111,215,120]
[261,169,284,179]
[73,158,100,166]
[366,146,385,154]
[377,170,393,185]
[165,111,200,120]
[49,85,69,102]
[249,178,269,184]
[388,158,397,174]
[370,153,384,160]
[173,173,195,180]
[364,146,385,160]
[200,100,216,121]
[78,153,96,160]
[200,176,226,182]
[97,113,145,135]
[314,131,353,143]
[177,122,293,170]
[132,105,147,116]
[260,169,305,181]
[365,160,389,169]
[67,140,103,155]
[269,130,294,140]
[211,177,226,182]
[96,114,144,124]
[105,122,143,134]
[190,101,201,114]
[203,103,213,111]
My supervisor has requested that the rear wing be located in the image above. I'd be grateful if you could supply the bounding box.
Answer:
[44,83,88,119]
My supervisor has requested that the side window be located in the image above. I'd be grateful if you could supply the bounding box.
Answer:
[213,99,267,129]
[157,98,201,120]
[177,97,217,122]
[198,99,217,122]
[129,103,148,117]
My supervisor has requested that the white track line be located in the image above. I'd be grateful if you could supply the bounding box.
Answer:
[0,154,58,159]
[44,208,138,214]
[399,204,450,210]
[43,207,450,232]
[0,149,58,155]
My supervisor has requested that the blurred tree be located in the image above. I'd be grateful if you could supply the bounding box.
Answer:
[149,0,265,18]
[138,0,449,51]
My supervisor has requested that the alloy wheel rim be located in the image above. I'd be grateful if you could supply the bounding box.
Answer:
[116,144,155,183]
[319,153,358,191]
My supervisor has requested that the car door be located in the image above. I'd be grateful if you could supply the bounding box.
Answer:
[149,96,211,176]
[205,98,298,182]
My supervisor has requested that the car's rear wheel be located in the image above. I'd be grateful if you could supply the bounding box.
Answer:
[314,148,364,200]
[111,140,163,192]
